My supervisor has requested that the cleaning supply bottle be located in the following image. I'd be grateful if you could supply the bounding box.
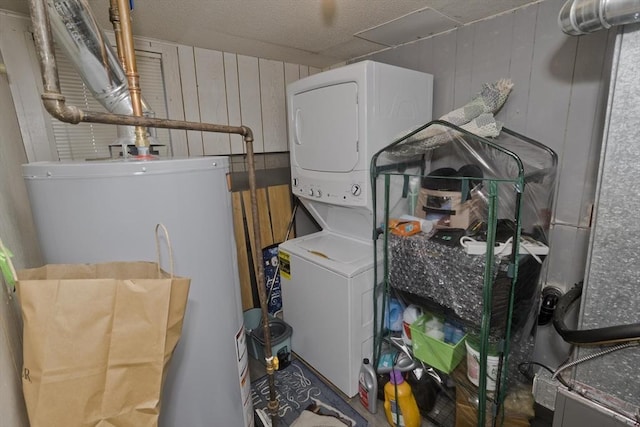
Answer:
[384,369,421,427]
[358,358,378,413]
[386,298,404,332]
[408,176,420,216]
[401,304,422,346]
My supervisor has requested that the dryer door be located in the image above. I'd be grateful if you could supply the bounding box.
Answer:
[291,82,359,173]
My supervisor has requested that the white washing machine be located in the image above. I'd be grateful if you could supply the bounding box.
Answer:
[279,231,378,397]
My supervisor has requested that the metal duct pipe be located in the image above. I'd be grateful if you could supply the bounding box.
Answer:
[46,0,152,146]
[559,0,640,35]
[28,0,279,423]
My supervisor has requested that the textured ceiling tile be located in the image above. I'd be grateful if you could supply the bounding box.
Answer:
[354,7,460,46]
[0,0,542,67]
[431,0,536,23]
[319,37,388,61]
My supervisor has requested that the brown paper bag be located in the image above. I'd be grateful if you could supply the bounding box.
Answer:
[15,225,190,427]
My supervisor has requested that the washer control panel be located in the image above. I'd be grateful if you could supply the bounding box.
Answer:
[291,174,367,207]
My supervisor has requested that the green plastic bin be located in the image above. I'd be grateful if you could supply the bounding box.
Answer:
[410,314,467,373]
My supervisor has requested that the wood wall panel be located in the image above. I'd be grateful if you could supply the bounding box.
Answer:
[223,52,245,155]
[428,31,456,119]
[502,5,538,132]
[259,58,287,152]
[238,55,264,154]
[470,13,513,97]
[177,45,204,156]
[232,185,294,309]
[452,24,474,108]
[195,48,231,155]
[151,42,188,157]
[524,0,577,155]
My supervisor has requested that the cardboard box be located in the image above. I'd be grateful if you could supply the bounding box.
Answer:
[452,360,534,427]
[416,188,481,229]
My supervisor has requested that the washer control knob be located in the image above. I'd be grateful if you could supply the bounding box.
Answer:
[316,190,322,198]
[309,189,314,197]
[293,178,298,187]
[351,184,361,196]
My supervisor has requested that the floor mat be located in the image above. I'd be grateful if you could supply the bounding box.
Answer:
[251,359,368,426]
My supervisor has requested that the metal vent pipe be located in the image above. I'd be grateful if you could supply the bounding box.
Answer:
[559,0,640,35]
[46,0,153,147]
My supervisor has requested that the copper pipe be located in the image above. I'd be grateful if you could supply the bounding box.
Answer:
[108,0,126,69]
[114,0,149,153]
[27,0,278,423]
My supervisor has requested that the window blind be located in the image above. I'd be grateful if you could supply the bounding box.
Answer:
[52,47,170,160]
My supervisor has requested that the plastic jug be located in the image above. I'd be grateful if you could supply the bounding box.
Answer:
[383,370,421,427]
[401,304,422,346]
[358,358,377,413]
[386,298,404,332]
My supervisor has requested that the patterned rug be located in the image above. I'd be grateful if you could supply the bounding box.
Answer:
[251,359,368,426]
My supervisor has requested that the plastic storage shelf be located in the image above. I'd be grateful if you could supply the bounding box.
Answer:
[371,120,557,426]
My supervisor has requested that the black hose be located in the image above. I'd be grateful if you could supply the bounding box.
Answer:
[553,282,640,345]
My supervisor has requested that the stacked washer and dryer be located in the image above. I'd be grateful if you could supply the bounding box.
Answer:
[280,60,433,397]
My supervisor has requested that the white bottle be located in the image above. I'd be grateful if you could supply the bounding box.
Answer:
[358,358,378,413]
[408,176,420,217]
[402,305,423,346]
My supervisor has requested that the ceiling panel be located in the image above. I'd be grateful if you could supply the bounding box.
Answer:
[355,7,460,47]
[0,0,543,68]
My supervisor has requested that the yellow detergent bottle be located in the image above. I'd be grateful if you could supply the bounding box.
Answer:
[384,369,421,427]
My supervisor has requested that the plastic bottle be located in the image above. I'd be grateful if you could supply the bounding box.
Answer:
[358,358,378,414]
[386,298,404,332]
[407,176,420,216]
[383,370,421,427]
[401,304,422,346]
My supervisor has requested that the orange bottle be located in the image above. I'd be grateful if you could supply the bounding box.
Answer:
[383,369,421,427]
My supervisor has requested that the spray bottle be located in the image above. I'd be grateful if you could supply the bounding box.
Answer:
[384,369,421,427]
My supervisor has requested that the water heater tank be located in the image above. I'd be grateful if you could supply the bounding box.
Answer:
[22,157,253,426]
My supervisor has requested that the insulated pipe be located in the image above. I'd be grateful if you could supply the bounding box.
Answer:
[27,0,279,423]
[559,0,640,35]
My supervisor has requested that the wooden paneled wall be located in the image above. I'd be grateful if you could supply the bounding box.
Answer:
[231,184,295,310]
[174,46,321,157]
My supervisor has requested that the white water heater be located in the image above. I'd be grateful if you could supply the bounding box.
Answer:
[23,157,253,427]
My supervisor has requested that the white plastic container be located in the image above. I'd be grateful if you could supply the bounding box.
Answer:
[399,214,434,234]
[408,176,420,216]
[402,305,423,346]
[465,339,500,391]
